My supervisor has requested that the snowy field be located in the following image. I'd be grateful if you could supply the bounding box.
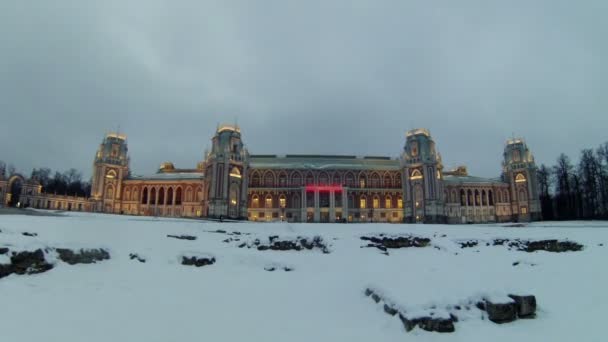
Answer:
[0,211,607,342]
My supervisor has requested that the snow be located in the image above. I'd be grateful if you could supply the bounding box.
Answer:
[0,211,607,341]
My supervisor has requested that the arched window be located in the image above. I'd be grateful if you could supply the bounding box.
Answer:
[141,188,148,204]
[278,172,287,187]
[306,172,315,185]
[132,188,139,201]
[397,195,403,209]
[333,173,341,186]
[515,173,527,183]
[196,186,203,202]
[385,195,392,209]
[518,189,527,202]
[504,190,510,202]
[124,187,131,201]
[105,170,117,179]
[451,190,457,203]
[460,189,466,206]
[230,167,241,178]
[345,173,355,187]
[319,172,329,185]
[264,172,274,187]
[150,188,156,205]
[410,169,423,180]
[291,171,302,187]
[158,188,165,205]
[370,173,381,188]
[167,188,174,205]
[489,190,494,206]
[105,185,114,200]
[475,190,480,206]
[175,188,182,205]
[251,172,261,187]
[359,174,367,188]
[467,190,473,206]
[252,194,260,208]
[279,194,286,208]
[292,194,300,209]
[395,172,402,187]
[414,185,423,207]
[360,195,367,209]
[373,195,380,209]
[383,174,392,188]
[265,194,273,208]
[348,194,355,208]
[481,190,487,206]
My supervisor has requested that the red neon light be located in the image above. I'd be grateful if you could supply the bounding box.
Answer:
[305,185,343,192]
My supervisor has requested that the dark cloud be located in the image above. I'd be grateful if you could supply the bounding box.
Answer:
[1,0,606,178]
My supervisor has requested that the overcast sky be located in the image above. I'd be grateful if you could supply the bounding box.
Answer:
[1,0,606,179]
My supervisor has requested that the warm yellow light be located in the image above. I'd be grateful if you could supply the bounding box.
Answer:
[279,198,286,208]
[230,173,242,178]
[515,173,527,183]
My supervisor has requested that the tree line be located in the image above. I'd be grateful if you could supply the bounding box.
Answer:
[30,168,91,197]
[537,142,608,220]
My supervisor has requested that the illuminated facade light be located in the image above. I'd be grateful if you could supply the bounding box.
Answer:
[305,185,343,192]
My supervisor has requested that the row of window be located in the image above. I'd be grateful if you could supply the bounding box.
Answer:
[105,185,203,205]
[249,171,402,188]
[250,193,404,209]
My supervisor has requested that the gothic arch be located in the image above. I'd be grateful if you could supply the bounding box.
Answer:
[344,172,356,187]
[332,172,342,185]
[383,172,393,188]
[185,186,194,202]
[141,187,148,204]
[318,172,330,185]
[290,171,303,186]
[305,171,315,185]
[263,171,276,187]
[358,172,367,188]
[250,170,261,187]
[370,172,381,188]
[277,171,288,187]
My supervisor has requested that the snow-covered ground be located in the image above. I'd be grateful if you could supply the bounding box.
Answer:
[0,211,606,342]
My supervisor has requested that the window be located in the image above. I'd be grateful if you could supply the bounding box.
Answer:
[345,173,355,187]
[521,207,528,214]
[175,188,182,205]
[106,170,117,179]
[167,188,174,205]
[410,169,423,180]
[489,190,494,206]
[384,175,392,188]
[397,197,403,209]
[360,196,367,209]
[252,195,260,208]
[279,195,286,208]
[373,197,379,209]
[279,173,287,187]
[230,167,241,179]
[150,188,156,205]
[159,188,165,205]
[482,190,487,206]
[359,177,366,188]
[371,173,380,188]
[319,172,329,185]
[515,173,527,183]
[265,195,273,208]
[291,172,302,186]
[385,195,392,209]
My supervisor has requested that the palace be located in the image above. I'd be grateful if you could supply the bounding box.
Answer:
[1,126,541,223]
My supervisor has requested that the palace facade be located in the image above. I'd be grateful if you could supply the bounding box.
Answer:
[2,126,541,223]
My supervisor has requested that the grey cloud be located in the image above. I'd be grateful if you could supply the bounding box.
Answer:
[0,0,606,179]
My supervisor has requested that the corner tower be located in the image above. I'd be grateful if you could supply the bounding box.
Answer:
[91,132,130,213]
[400,128,445,223]
[205,125,249,219]
[502,138,541,221]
